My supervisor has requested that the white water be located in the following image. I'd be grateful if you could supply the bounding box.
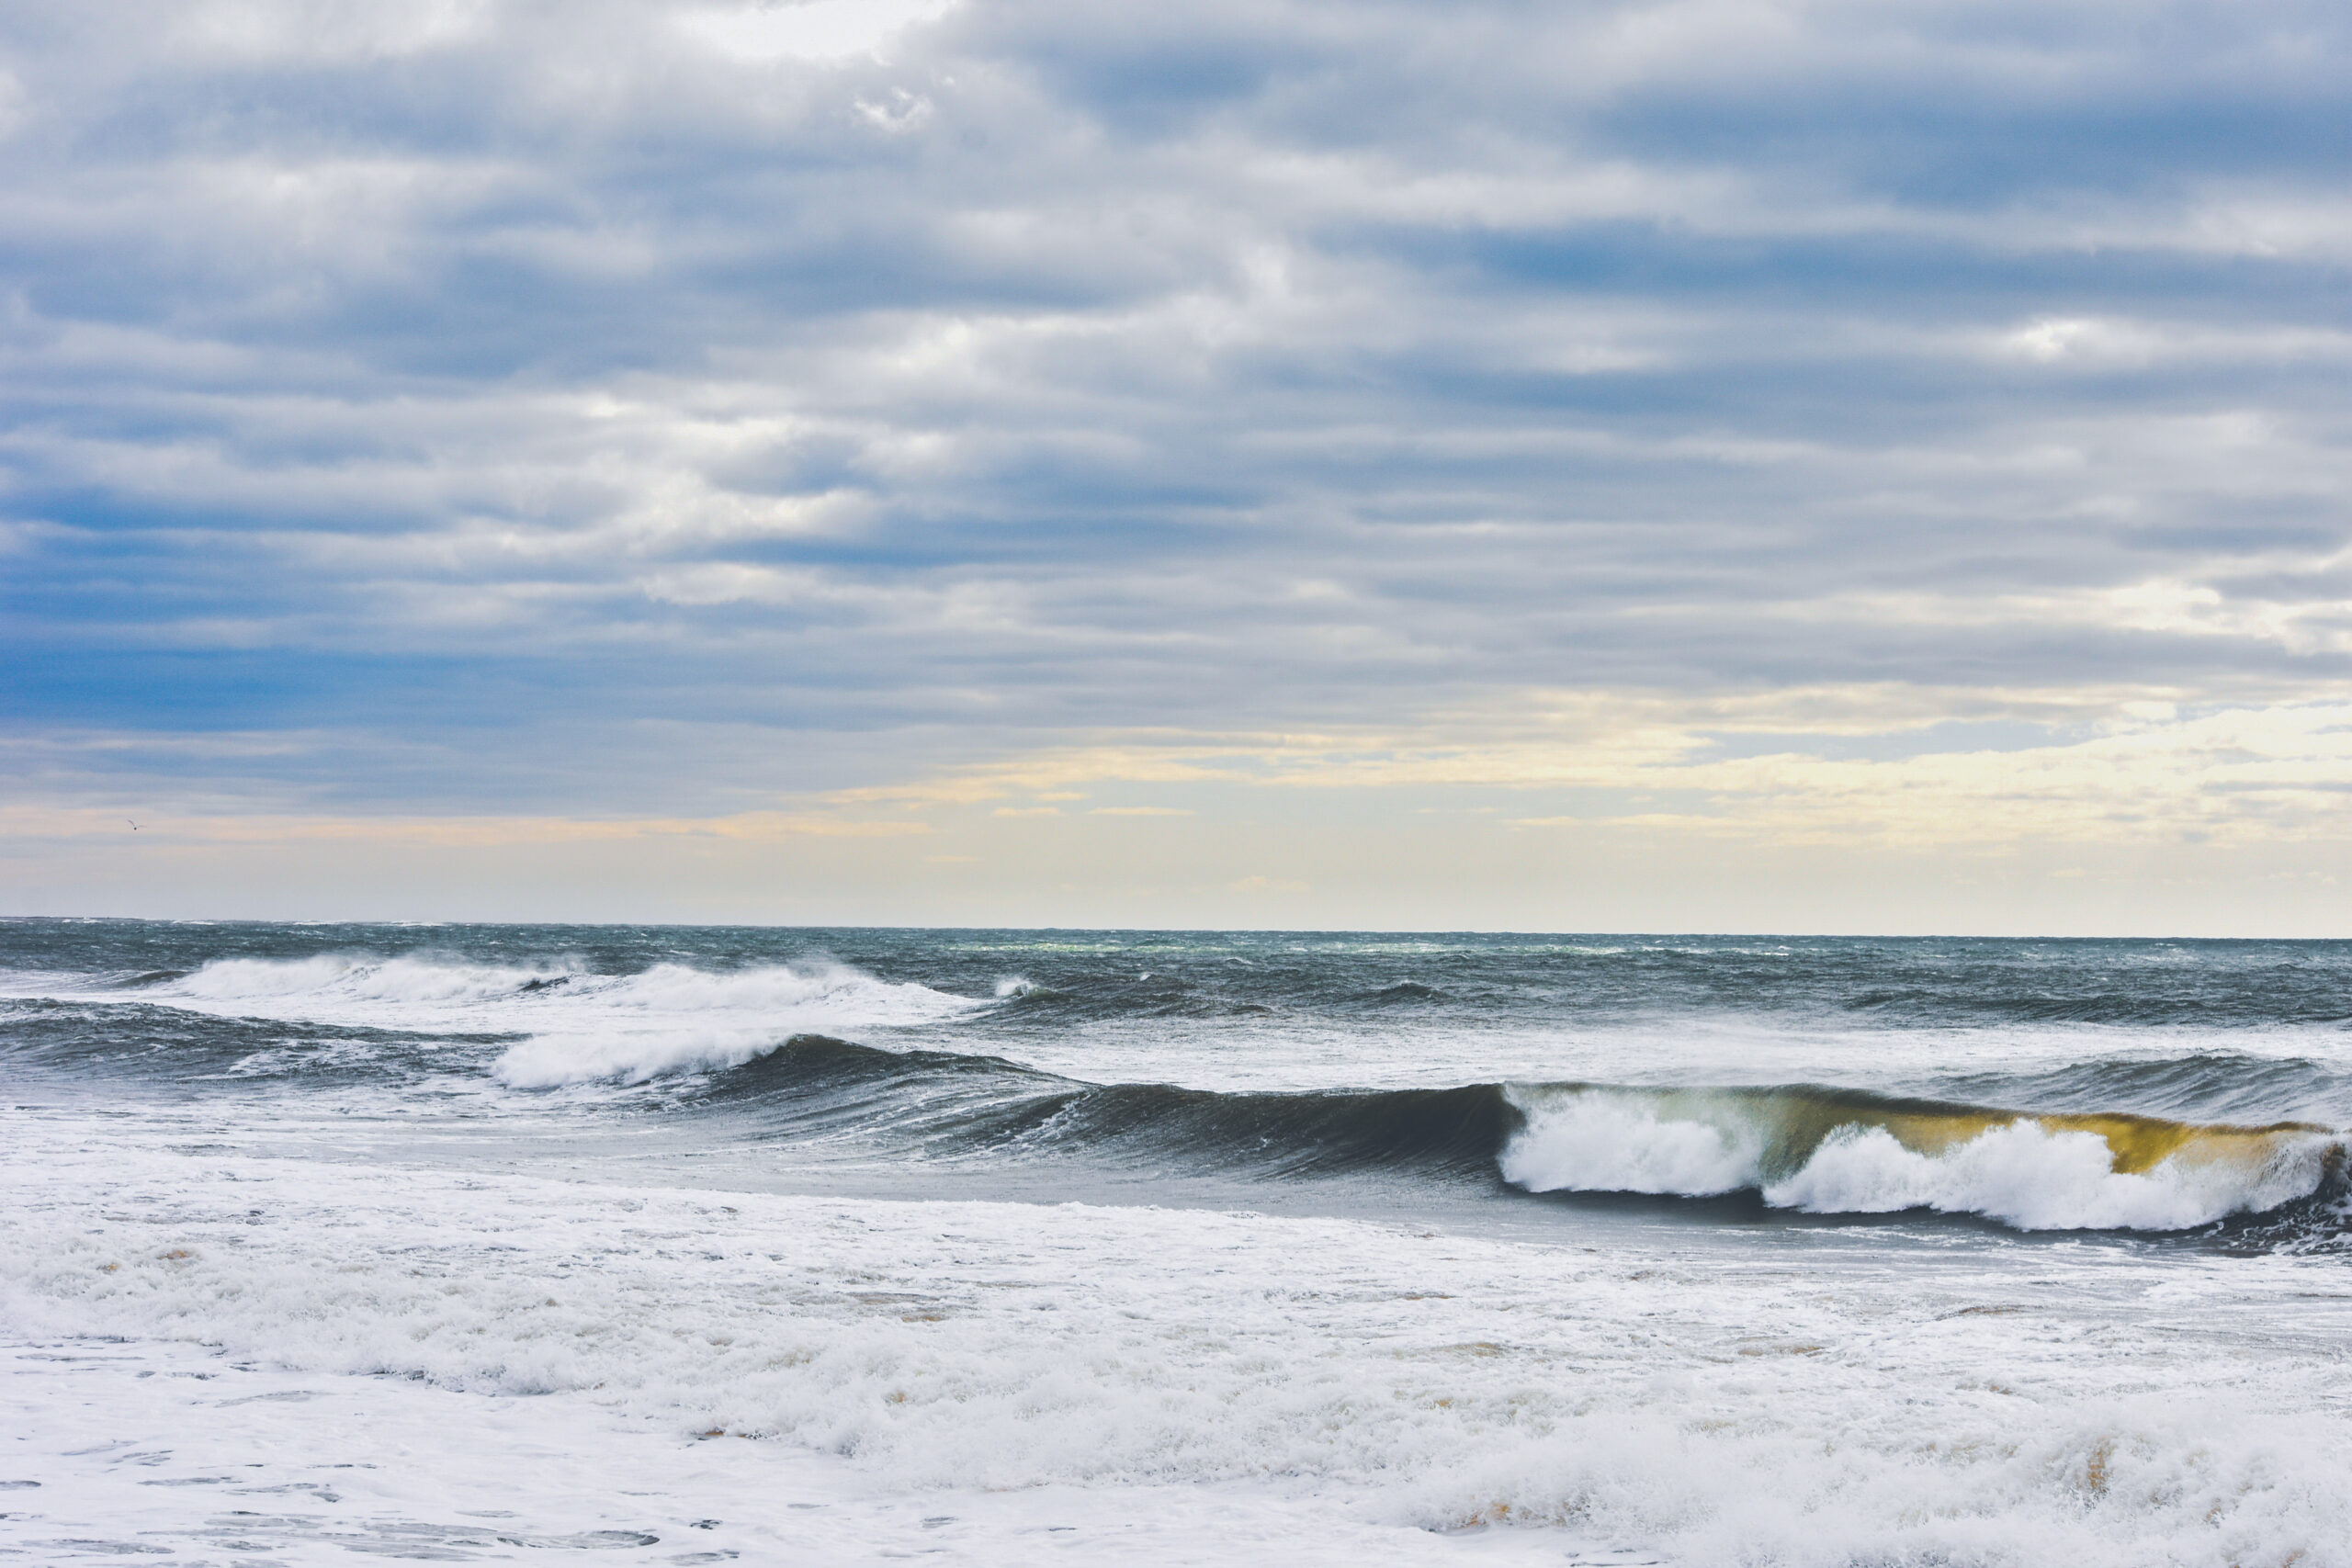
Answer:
[2,1330,1566,1568]
[138,953,982,1087]
[6,1105,2352,1566]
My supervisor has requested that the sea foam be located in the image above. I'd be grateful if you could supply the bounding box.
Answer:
[7,1114,2352,1568]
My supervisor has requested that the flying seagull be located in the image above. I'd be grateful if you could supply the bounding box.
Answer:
[128,819,139,830]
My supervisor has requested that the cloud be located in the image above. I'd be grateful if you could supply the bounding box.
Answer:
[1,0,2347,922]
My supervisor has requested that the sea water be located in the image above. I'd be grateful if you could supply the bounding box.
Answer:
[4,921,2349,1565]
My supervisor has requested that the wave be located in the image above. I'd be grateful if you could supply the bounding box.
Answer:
[693,1034,1513,1179]
[1363,980,1445,1005]
[1500,1085,2344,1232]
[657,1040,2349,1235]
[168,953,566,1007]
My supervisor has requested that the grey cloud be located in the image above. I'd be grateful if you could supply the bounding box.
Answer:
[2,0,2348,814]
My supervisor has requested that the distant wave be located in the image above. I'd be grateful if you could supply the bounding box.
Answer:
[94,952,984,1087]
[1363,980,1445,1005]
[986,972,1277,1021]
[1840,987,2352,1026]
[0,996,518,1081]
[170,953,567,1008]
[1930,1052,2346,1122]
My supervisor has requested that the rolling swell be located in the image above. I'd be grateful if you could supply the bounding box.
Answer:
[1928,1052,2352,1122]
[0,998,517,1085]
[695,1034,1518,1180]
[989,976,1277,1022]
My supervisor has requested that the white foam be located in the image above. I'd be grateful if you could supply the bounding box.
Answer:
[126,952,980,1088]
[7,1110,2352,1567]
[2,1331,1569,1568]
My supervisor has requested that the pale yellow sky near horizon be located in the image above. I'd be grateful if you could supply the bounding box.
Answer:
[13,693,2350,935]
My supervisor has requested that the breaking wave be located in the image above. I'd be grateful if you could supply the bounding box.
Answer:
[110,953,983,1088]
[170,953,563,1007]
[1499,1084,2345,1232]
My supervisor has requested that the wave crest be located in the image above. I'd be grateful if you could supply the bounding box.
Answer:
[490,963,978,1087]
[175,953,560,1006]
[142,952,978,1088]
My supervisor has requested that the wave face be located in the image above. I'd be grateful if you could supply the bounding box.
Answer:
[693,1033,1520,1181]
[7,921,2352,1240]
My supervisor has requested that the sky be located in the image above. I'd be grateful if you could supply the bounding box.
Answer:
[3,0,2349,931]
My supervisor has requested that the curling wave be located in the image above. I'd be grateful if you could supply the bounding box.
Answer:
[670,1039,2347,1234]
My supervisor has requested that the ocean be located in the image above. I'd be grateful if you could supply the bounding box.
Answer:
[4,919,2349,1566]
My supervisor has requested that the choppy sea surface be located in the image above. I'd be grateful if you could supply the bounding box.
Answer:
[6,920,2351,1566]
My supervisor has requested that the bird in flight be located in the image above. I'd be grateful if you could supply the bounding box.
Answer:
[128,819,140,830]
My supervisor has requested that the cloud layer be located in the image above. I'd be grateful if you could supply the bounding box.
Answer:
[3,0,2349,921]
